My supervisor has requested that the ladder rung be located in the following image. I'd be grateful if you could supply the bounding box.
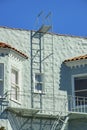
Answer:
[43,42,53,44]
[44,50,53,52]
[32,49,43,51]
[32,68,40,70]
[32,54,40,57]
[32,48,40,52]
[33,61,40,63]
[43,61,53,63]
[32,55,40,58]
[34,101,40,103]
[32,42,39,44]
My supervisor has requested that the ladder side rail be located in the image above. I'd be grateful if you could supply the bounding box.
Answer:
[51,113,62,130]
[51,96,68,130]
[31,30,34,108]
[60,116,69,130]
[31,30,43,110]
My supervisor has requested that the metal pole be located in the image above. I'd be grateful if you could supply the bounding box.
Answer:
[31,30,33,108]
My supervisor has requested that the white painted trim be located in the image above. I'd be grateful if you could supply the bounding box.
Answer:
[11,67,20,101]
[65,59,87,68]
[72,73,87,79]
[71,75,75,98]
[9,55,22,104]
[71,75,76,108]
[33,73,44,93]
[72,73,87,108]
[10,49,27,60]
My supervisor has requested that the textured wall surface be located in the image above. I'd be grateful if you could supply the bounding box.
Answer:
[0,27,31,129]
[0,27,87,129]
[69,119,87,130]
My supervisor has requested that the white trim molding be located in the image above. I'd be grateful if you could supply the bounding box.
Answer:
[71,73,87,108]
[65,59,87,68]
[33,73,44,94]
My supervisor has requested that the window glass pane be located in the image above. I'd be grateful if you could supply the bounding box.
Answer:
[74,76,87,105]
[35,83,42,91]
[75,78,87,91]
[11,72,16,84]
[0,63,4,97]
[0,63,4,79]
[11,68,19,100]
[11,87,16,99]
[35,74,42,82]
[11,69,18,84]
[0,82,3,96]
[34,73,43,92]
[75,91,87,97]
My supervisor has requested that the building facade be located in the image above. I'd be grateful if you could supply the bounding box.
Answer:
[0,26,87,129]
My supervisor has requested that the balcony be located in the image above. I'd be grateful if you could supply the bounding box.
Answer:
[68,95,87,112]
[0,91,87,119]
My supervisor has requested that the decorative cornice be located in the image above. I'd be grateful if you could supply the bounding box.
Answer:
[0,42,28,59]
[64,59,87,68]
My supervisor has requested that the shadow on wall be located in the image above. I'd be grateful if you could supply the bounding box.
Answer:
[69,119,87,130]
[0,127,5,130]
[59,63,72,95]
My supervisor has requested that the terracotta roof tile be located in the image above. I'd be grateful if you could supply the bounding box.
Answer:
[0,42,28,59]
[64,54,87,62]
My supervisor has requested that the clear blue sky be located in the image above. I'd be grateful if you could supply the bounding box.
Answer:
[0,0,87,36]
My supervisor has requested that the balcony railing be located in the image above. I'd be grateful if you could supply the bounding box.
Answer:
[68,95,87,113]
[0,91,87,115]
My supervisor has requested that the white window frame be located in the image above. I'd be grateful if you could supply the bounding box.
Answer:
[11,66,20,102]
[33,73,44,93]
[72,73,87,107]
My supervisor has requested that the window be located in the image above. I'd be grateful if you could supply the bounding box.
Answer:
[34,73,44,93]
[74,76,87,106]
[11,68,19,101]
[0,63,4,97]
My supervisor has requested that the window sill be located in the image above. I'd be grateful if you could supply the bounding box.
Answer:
[10,98,21,105]
[33,91,45,95]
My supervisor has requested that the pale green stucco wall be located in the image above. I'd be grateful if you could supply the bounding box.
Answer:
[0,27,87,129]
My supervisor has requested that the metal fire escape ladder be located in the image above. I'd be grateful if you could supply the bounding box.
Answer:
[51,113,69,130]
[60,116,69,130]
[51,99,69,130]
[31,25,51,109]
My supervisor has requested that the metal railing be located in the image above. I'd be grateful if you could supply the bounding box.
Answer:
[68,95,87,113]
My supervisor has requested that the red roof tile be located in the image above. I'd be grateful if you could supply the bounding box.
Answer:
[0,42,28,59]
[64,54,87,62]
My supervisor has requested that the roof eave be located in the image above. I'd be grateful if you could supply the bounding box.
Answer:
[64,59,87,68]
